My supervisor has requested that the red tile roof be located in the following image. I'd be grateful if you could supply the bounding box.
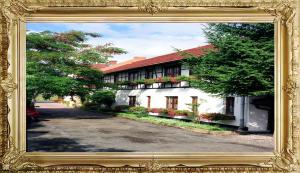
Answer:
[102,44,213,74]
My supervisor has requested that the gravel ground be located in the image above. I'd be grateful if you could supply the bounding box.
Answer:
[27,102,274,152]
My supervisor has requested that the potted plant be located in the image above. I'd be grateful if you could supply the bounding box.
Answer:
[169,77,179,83]
[135,79,145,84]
[167,109,176,117]
[155,77,164,83]
[144,79,155,85]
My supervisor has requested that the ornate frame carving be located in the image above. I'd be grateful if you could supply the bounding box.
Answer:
[0,0,299,172]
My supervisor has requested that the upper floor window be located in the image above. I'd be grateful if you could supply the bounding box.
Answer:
[165,65,181,77]
[146,68,154,79]
[117,73,128,82]
[104,75,114,83]
[129,71,139,81]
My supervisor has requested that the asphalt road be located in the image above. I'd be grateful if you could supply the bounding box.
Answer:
[27,102,274,152]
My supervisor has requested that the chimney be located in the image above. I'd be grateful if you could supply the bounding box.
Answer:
[107,60,117,66]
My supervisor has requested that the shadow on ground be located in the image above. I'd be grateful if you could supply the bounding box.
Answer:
[27,137,135,152]
[36,108,117,120]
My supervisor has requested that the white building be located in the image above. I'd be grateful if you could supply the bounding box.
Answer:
[94,45,273,132]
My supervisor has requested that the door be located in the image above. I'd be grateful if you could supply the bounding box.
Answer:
[129,96,136,106]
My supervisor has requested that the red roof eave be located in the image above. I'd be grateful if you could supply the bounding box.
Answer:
[102,44,213,74]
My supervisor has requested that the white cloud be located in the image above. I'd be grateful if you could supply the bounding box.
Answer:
[82,23,208,62]
[28,23,208,62]
[87,36,208,62]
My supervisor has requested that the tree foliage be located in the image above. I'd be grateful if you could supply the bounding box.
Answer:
[87,90,116,108]
[183,23,274,96]
[26,30,126,104]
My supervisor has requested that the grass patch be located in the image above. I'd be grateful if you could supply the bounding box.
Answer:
[117,112,229,132]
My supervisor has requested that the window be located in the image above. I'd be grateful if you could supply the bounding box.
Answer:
[166,96,178,110]
[146,68,154,79]
[226,97,234,115]
[104,74,115,83]
[153,66,163,78]
[165,65,181,77]
[129,96,136,106]
[117,72,128,82]
[129,72,138,81]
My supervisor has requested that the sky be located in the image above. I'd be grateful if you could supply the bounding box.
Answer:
[27,23,208,62]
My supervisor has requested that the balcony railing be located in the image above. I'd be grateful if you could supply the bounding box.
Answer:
[115,76,195,85]
[103,76,196,90]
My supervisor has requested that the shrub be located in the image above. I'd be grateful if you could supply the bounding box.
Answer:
[167,109,176,117]
[114,105,130,112]
[149,108,160,113]
[149,108,168,114]
[88,90,116,108]
[82,102,98,110]
[200,113,235,121]
[128,106,147,114]
[175,110,193,116]
[160,108,168,115]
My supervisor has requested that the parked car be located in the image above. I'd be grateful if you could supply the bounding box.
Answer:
[26,106,40,122]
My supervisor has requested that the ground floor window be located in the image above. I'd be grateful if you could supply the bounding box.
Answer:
[129,96,136,106]
[166,96,178,110]
[226,97,234,115]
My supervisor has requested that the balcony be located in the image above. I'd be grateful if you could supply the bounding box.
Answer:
[110,76,196,90]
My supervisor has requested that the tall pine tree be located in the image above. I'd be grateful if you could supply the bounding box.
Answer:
[184,23,274,97]
[183,23,274,132]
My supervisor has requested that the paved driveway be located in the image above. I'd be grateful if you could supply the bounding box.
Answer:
[27,102,274,152]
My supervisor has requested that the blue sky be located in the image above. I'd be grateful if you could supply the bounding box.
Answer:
[27,23,208,62]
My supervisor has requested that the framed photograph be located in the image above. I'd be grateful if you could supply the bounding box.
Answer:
[0,0,299,172]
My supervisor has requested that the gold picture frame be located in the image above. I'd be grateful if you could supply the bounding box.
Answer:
[0,0,299,172]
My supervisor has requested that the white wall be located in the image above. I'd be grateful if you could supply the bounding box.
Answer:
[246,97,269,131]
[216,97,243,126]
[115,85,270,132]
[217,96,269,131]
[115,87,225,114]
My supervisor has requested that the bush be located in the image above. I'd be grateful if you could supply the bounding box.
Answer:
[149,108,168,115]
[88,90,116,108]
[160,109,168,115]
[175,110,193,116]
[200,113,235,121]
[128,106,147,114]
[114,105,130,112]
[167,109,176,117]
[82,102,98,110]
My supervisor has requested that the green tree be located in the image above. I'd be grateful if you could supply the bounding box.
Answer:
[183,23,274,131]
[26,30,126,105]
[184,23,274,96]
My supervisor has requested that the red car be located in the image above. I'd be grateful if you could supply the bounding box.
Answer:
[26,107,40,121]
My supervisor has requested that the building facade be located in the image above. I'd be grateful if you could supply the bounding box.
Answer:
[95,45,272,132]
